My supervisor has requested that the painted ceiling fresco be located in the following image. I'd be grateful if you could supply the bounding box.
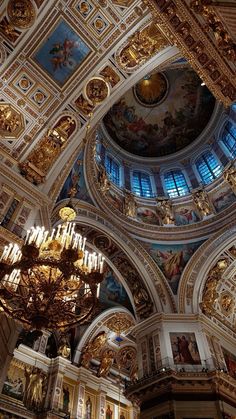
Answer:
[140,239,205,294]
[103,67,215,157]
[58,151,93,205]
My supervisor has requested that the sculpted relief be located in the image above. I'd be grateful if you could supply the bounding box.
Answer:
[116,22,169,72]
[20,115,77,185]
[0,104,24,139]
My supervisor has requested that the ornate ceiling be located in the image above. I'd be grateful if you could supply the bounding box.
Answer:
[0,0,235,191]
[0,0,236,339]
[103,66,215,157]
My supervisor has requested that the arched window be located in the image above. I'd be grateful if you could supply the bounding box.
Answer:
[195,151,222,185]
[164,170,190,198]
[105,155,120,186]
[221,121,236,158]
[132,171,153,197]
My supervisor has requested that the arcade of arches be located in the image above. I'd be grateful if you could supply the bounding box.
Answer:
[0,1,236,418]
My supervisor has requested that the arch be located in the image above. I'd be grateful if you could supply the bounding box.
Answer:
[162,169,190,198]
[178,223,236,314]
[53,200,176,314]
[73,307,136,364]
[131,169,154,198]
[194,149,223,185]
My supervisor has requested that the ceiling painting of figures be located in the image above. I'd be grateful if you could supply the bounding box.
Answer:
[103,67,215,157]
[33,19,91,87]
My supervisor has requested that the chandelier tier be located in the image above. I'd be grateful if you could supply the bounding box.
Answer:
[0,221,105,331]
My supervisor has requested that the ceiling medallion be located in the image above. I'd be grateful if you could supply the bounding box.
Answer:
[134,72,169,107]
[84,76,110,104]
[7,0,36,29]
[0,210,105,331]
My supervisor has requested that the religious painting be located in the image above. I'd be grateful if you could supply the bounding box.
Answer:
[83,392,96,419]
[2,358,47,412]
[119,410,128,419]
[105,402,114,419]
[100,269,133,312]
[33,19,91,86]
[58,152,93,205]
[222,348,236,379]
[211,187,236,213]
[103,67,215,157]
[60,381,75,415]
[175,207,199,226]
[2,359,25,401]
[143,241,204,294]
[136,207,160,225]
[170,332,201,365]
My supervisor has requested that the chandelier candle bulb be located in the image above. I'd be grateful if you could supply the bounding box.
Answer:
[96,283,100,298]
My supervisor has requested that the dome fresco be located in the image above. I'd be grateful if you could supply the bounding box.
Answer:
[103,67,216,158]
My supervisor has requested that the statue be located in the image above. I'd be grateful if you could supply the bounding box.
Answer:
[98,166,110,193]
[123,191,137,218]
[24,367,46,411]
[156,198,175,225]
[81,332,107,368]
[192,189,213,218]
[58,334,71,360]
[223,164,236,194]
[52,117,76,142]
[97,349,114,378]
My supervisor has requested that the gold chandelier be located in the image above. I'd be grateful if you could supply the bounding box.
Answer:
[0,210,105,331]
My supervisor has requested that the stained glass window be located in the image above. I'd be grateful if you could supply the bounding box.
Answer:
[105,155,120,186]
[132,171,153,197]
[195,151,222,184]
[164,170,190,198]
[222,121,236,158]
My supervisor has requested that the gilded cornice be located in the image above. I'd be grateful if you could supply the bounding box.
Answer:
[147,0,236,106]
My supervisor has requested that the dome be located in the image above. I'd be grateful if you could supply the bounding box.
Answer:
[103,67,215,158]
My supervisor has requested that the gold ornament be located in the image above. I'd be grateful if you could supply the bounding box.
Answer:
[7,0,36,29]
[85,77,110,104]
[106,313,134,334]
[0,103,24,139]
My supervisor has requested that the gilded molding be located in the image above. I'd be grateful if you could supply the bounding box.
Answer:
[146,0,236,106]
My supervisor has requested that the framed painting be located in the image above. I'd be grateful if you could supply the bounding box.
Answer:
[33,19,91,86]
[83,392,96,419]
[222,347,236,379]
[170,332,201,365]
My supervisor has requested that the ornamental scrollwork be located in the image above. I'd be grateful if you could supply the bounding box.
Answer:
[200,258,229,316]
[116,21,169,72]
[19,115,77,185]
